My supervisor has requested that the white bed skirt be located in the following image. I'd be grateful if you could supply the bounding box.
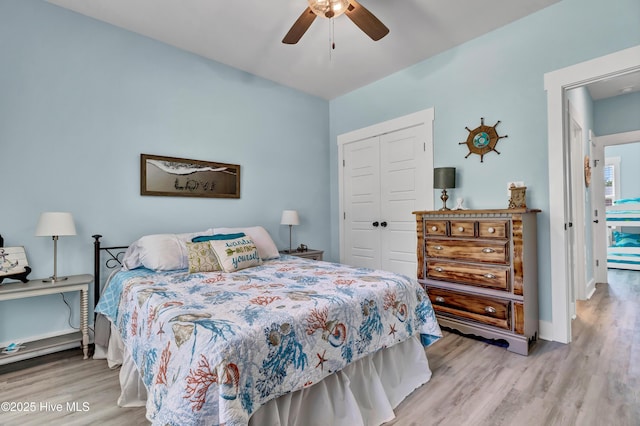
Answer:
[95,324,432,426]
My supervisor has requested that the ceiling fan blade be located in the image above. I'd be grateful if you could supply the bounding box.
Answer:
[345,0,389,41]
[282,7,317,44]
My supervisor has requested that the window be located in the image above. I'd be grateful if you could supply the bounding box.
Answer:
[604,157,621,206]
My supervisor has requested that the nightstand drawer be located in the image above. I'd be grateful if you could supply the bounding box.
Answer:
[427,260,510,291]
[426,239,509,264]
[425,220,447,236]
[428,287,511,330]
[478,220,509,239]
[449,220,475,238]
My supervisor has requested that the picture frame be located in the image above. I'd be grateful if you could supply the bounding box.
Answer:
[141,154,240,199]
[0,245,31,283]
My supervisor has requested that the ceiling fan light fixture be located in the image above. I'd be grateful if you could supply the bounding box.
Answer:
[308,0,350,19]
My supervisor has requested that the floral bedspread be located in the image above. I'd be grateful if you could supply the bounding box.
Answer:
[96,256,442,426]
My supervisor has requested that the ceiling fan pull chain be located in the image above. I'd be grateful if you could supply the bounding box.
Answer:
[330,18,336,63]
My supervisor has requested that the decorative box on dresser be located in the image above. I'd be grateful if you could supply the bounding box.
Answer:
[413,208,540,355]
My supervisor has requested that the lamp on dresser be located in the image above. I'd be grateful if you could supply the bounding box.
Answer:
[434,167,456,210]
[35,212,76,282]
[280,210,300,254]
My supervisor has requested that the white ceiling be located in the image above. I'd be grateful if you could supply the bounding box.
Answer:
[586,70,640,100]
[46,0,563,100]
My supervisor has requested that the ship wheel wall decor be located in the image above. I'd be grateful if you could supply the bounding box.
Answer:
[459,117,508,162]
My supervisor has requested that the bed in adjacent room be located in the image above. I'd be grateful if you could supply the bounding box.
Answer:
[92,227,442,426]
[606,198,640,271]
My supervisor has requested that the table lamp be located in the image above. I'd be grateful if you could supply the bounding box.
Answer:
[35,212,77,282]
[280,210,300,254]
[434,167,456,211]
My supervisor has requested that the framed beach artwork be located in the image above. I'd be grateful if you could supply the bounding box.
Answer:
[141,154,241,199]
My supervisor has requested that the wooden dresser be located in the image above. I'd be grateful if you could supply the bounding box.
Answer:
[413,208,540,355]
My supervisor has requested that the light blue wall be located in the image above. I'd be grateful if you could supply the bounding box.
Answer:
[595,91,640,135]
[598,91,640,201]
[329,0,640,322]
[605,143,640,200]
[0,0,329,344]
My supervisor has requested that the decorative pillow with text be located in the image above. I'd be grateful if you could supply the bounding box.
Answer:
[209,236,261,272]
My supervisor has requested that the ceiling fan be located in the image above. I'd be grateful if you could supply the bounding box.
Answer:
[282,0,389,44]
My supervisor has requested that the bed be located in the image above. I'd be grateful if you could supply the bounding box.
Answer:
[92,227,442,426]
[606,198,640,271]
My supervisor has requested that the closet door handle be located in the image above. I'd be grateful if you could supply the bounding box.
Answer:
[372,221,379,227]
[380,221,388,228]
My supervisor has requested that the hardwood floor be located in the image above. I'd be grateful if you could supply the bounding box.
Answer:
[1,269,638,426]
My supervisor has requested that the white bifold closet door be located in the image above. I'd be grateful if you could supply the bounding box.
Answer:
[342,124,430,276]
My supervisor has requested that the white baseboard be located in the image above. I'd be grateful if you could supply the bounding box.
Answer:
[538,320,554,342]
[585,278,597,299]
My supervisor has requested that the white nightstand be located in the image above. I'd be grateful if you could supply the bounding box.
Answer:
[0,274,92,365]
[280,249,324,261]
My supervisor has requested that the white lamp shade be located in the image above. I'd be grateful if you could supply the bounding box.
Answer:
[280,210,300,226]
[35,212,77,237]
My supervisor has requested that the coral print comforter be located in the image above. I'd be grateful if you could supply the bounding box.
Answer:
[96,255,442,426]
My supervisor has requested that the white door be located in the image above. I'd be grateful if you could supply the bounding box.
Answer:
[590,134,608,285]
[568,108,586,303]
[338,108,434,276]
[379,125,429,276]
[343,136,381,269]
[564,102,577,319]
[343,125,429,275]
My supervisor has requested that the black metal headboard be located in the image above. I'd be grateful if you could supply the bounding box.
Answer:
[92,235,128,308]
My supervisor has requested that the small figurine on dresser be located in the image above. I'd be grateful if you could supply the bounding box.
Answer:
[454,198,465,210]
[508,184,527,209]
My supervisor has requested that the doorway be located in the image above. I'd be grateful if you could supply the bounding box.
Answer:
[545,45,640,344]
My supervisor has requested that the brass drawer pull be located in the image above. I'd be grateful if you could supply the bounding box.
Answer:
[484,306,497,314]
[431,226,438,231]
[482,248,495,253]
[435,267,444,272]
[458,226,464,232]
[435,296,445,303]
[434,245,443,250]
[487,227,495,234]
[483,273,496,279]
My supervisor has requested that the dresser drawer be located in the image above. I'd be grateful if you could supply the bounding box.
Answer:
[427,260,510,291]
[426,239,509,264]
[478,220,509,239]
[428,287,511,330]
[449,220,475,238]
[425,220,447,236]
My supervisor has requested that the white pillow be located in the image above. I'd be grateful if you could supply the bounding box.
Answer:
[213,226,280,260]
[121,230,215,271]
